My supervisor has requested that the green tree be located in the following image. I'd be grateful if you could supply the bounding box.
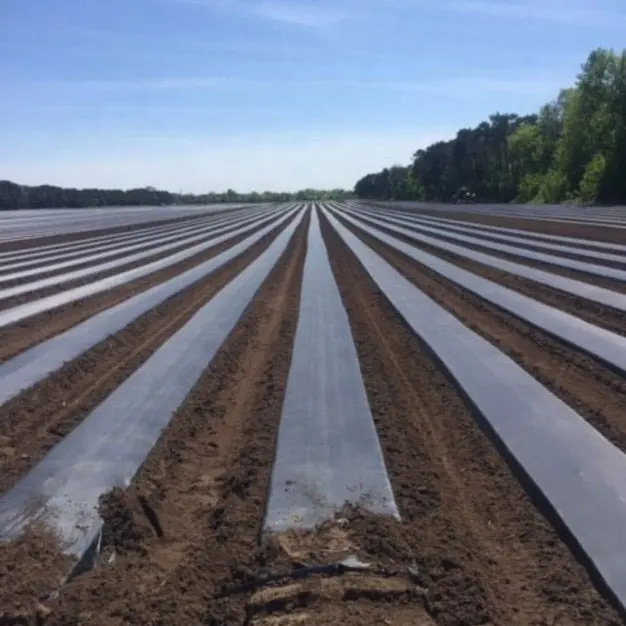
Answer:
[579,153,607,204]
[354,47,626,207]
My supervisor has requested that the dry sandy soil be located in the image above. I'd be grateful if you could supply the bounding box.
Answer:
[0,205,624,625]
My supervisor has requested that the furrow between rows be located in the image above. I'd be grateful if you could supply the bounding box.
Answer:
[0,210,230,253]
[339,206,626,335]
[0,227,252,362]
[0,210,256,280]
[2,200,626,625]
[0,206,290,309]
[5,207,310,625]
[371,202,626,243]
[392,212,626,253]
[339,214,626,455]
[333,208,626,374]
[317,210,621,625]
[348,204,626,288]
[0,223,284,497]
[361,207,626,264]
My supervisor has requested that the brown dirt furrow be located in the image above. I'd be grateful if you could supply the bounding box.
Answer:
[379,205,626,244]
[353,208,626,294]
[318,213,622,625]
[400,219,626,254]
[0,215,270,314]
[39,211,309,625]
[0,217,200,253]
[0,224,286,495]
[344,218,626,478]
[0,207,252,254]
[0,207,258,278]
[0,209,260,283]
[0,221,281,364]
[407,226,626,275]
[362,216,626,294]
[0,236,222,291]
[350,217,626,336]
[392,223,626,269]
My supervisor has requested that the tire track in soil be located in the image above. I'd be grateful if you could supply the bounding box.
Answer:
[320,213,622,625]
[0,221,281,364]
[0,223,288,496]
[349,217,626,336]
[42,213,309,626]
[0,215,272,315]
[380,206,626,245]
[344,218,626,461]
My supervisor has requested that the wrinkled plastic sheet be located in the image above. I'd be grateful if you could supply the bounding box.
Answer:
[0,204,253,242]
[382,211,626,254]
[332,208,626,374]
[0,207,271,274]
[355,206,626,263]
[0,207,302,407]
[0,205,263,263]
[340,206,626,281]
[350,200,626,230]
[323,206,626,612]
[0,215,257,283]
[263,208,398,534]
[338,206,626,312]
[0,205,297,329]
[0,206,291,299]
[0,207,305,560]
[0,217,207,267]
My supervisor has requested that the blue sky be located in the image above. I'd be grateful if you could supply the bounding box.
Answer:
[2,0,625,192]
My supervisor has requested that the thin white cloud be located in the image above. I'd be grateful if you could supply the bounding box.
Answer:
[405,76,567,97]
[25,75,565,98]
[253,1,351,26]
[173,0,353,27]
[447,0,626,27]
[60,77,232,91]
[1,129,454,193]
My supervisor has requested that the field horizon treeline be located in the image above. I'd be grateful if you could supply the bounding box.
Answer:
[0,181,354,210]
[355,48,626,206]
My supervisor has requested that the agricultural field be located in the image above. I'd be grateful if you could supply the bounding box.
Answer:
[1,201,626,625]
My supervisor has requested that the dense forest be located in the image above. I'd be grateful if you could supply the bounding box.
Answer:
[0,181,353,210]
[355,48,626,206]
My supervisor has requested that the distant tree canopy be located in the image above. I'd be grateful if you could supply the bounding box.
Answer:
[0,181,353,210]
[355,48,626,206]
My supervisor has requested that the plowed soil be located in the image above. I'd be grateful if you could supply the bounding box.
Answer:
[1,213,309,624]
[386,205,626,244]
[381,223,626,270]
[349,214,626,334]
[319,215,621,625]
[0,219,284,363]
[351,209,626,295]
[0,204,624,625]
[0,224,286,494]
[0,231,232,292]
[340,217,626,457]
[398,220,626,255]
[0,212,278,317]
[0,208,248,253]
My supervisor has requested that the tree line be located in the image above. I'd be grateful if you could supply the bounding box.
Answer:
[355,48,626,205]
[0,181,353,210]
